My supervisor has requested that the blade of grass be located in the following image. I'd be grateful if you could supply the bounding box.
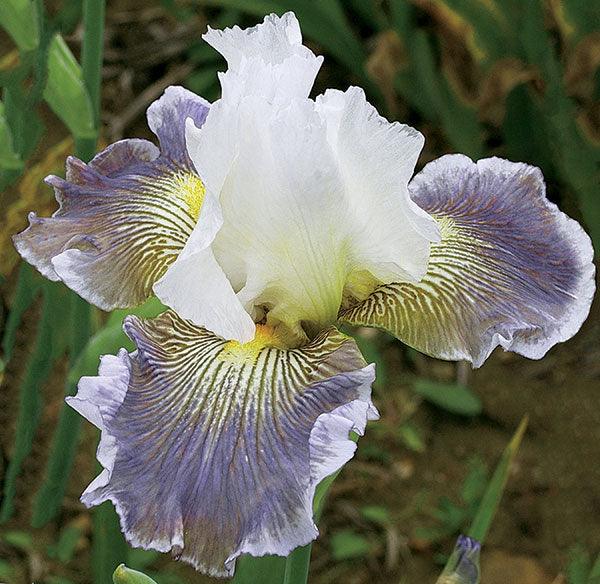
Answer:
[0,0,40,51]
[0,100,23,170]
[437,417,528,582]
[518,0,600,249]
[93,502,128,584]
[0,281,68,522]
[30,297,93,526]
[282,545,311,584]
[590,554,600,582]
[467,416,528,541]
[231,556,287,584]
[1,263,40,362]
[31,0,104,530]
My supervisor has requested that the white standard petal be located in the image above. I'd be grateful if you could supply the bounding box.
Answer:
[153,191,255,342]
[206,96,353,339]
[180,16,440,342]
[316,87,439,294]
[203,12,323,103]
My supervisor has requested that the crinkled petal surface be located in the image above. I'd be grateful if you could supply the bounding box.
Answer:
[13,86,209,310]
[341,155,595,367]
[177,14,435,341]
[204,12,323,103]
[316,87,439,286]
[67,310,377,577]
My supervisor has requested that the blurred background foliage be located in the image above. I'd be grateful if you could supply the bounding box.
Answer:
[0,1,599,583]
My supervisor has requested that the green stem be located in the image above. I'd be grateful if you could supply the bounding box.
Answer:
[280,437,357,584]
[76,0,104,160]
[282,545,311,584]
[31,0,103,528]
[75,2,128,580]
[81,0,104,130]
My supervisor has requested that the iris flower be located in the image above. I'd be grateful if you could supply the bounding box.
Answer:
[14,12,594,578]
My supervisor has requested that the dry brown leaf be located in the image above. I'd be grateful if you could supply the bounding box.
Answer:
[366,30,407,117]
[478,58,539,125]
[413,0,484,103]
[564,32,600,99]
[0,137,74,276]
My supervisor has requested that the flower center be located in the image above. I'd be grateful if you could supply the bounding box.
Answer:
[219,324,288,365]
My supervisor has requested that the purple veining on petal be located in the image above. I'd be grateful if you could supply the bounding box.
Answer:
[343,155,595,367]
[147,85,209,165]
[67,311,377,578]
[408,155,595,362]
[13,87,210,310]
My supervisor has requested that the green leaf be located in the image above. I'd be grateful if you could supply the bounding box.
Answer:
[52,524,83,563]
[567,545,591,584]
[2,530,33,551]
[517,0,600,251]
[1,263,41,362]
[437,418,527,582]
[0,559,13,580]
[46,577,77,584]
[31,295,92,527]
[126,549,160,572]
[0,281,70,523]
[590,554,600,582]
[44,34,95,139]
[556,0,600,42]
[105,296,167,327]
[0,0,39,51]
[113,565,158,584]
[467,416,528,542]
[350,329,388,388]
[502,84,555,174]
[2,77,45,161]
[0,101,23,170]
[413,380,482,417]
[398,421,426,453]
[423,0,514,65]
[347,0,387,31]
[360,505,391,526]
[283,545,311,584]
[146,573,187,584]
[460,458,488,508]
[93,502,128,584]
[330,530,371,561]
[232,555,287,584]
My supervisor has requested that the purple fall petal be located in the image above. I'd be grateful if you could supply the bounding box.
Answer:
[13,87,209,310]
[67,311,377,577]
[342,155,595,367]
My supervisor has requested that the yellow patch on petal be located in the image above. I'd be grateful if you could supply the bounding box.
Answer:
[141,170,206,222]
[174,172,206,221]
[220,324,288,366]
[342,269,381,309]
